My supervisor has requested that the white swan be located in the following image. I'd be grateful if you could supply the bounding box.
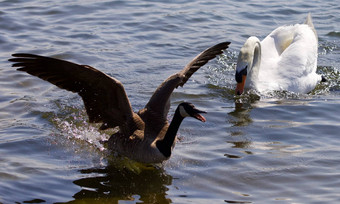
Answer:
[235,13,324,95]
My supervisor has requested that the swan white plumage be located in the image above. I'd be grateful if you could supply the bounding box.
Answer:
[235,13,323,95]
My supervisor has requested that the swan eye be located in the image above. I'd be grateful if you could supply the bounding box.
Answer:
[235,66,248,83]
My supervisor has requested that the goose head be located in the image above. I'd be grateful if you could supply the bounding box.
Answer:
[235,36,261,95]
[178,102,206,122]
[155,102,206,159]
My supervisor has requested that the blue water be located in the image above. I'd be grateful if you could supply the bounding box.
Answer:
[0,0,339,203]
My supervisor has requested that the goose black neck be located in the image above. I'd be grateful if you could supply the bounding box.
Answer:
[156,107,184,158]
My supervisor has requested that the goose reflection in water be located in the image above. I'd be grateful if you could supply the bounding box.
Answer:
[67,160,172,203]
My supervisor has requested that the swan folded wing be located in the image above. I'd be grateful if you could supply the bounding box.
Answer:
[9,53,134,130]
[272,25,319,93]
[145,41,230,121]
[277,25,318,78]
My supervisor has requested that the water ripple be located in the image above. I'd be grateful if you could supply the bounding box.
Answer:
[0,0,340,203]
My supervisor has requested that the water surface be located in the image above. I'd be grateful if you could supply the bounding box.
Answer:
[0,0,340,203]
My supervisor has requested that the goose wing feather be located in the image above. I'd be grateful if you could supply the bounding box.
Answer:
[145,41,230,121]
[9,53,134,130]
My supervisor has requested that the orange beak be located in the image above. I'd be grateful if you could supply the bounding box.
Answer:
[235,75,247,95]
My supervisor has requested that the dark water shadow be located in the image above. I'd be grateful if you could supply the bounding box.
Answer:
[61,159,173,204]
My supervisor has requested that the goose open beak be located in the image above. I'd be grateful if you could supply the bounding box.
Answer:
[192,109,207,122]
[235,75,247,95]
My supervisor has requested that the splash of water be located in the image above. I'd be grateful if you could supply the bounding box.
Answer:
[50,101,114,152]
[53,117,109,151]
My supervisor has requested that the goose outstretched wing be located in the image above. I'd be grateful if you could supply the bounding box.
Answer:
[9,54,134,130]
[145,41,230,121]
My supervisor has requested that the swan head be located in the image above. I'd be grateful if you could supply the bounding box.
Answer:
[178,102,206,122]
[235,65,248,95]
[235,36,261,95]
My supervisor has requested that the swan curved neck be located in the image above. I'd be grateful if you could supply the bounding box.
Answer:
[156,107,184,158]
[242,37,261,88]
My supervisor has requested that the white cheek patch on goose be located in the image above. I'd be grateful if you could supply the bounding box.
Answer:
[179,106,190,118]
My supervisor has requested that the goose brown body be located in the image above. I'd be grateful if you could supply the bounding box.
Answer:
[9,42,230,163]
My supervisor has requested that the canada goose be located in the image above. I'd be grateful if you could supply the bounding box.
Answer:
[9,41,230,163]
[235,14,323,95]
